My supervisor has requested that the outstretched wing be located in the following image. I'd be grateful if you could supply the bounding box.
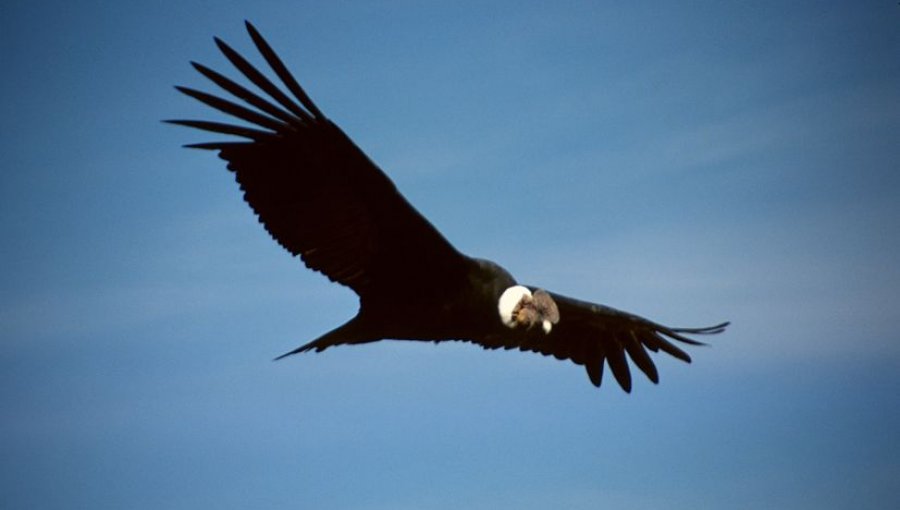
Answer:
[167,21,469,300]
[480,291,728,392]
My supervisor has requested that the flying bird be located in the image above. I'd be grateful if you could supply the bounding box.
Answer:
[169,22,728,392]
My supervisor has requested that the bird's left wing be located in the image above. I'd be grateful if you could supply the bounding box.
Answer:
[167,22,470,300]
[479,291,728,392]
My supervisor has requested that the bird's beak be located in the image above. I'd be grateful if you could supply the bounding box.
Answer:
[542,319,553,334]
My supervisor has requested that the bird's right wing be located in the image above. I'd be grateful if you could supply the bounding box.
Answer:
[168,22,470,300]
[547,293,728,391]
[477,291,728,392]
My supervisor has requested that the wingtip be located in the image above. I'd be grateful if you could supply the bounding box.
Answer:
[213,36,231,53]
[164,119,205,128]
[613,371,632,393]
[182,142,223,150]
[585,362,603,388]
[244,19,259,37]
[670,321,730,336]
[702,321,730,334]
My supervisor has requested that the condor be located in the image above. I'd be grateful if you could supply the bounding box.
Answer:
[169,22,728,392]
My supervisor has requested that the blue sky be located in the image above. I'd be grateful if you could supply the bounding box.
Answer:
[2,1,898,508]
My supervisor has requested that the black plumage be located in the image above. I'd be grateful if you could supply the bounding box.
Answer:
[169,22,728,392]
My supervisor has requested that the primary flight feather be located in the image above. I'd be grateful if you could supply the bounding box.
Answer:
[169,21,728,392]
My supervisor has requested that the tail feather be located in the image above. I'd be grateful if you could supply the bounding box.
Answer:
[274,317,373,360]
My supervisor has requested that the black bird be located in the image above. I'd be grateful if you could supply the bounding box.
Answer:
[169,22,728,392]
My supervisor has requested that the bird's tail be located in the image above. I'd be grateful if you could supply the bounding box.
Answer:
[273,316,374,360]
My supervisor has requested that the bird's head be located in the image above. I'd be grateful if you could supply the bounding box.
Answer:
[498,286,560,334]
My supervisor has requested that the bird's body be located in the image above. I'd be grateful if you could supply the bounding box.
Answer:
[170,22,728,392]
[300,258,517,353]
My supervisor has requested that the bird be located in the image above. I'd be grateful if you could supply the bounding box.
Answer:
[168,21,729,393]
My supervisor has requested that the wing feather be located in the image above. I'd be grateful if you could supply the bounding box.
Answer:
[605,338,633,393]
[174,86,288,132]
[625,331,659,384]
[190,61,302,127]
